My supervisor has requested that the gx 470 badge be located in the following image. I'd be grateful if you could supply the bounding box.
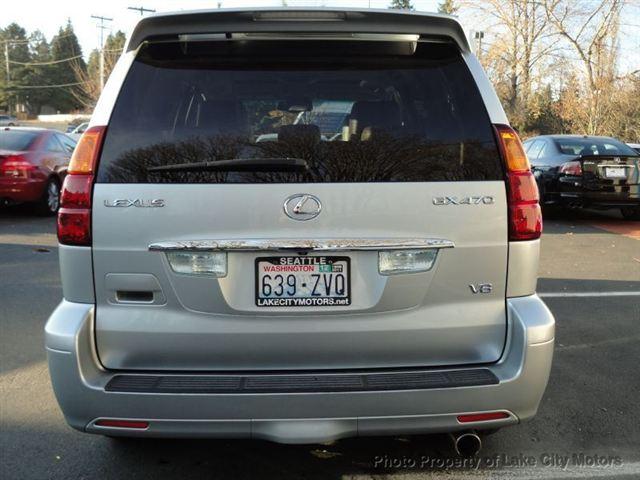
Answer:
[433,196,495,206]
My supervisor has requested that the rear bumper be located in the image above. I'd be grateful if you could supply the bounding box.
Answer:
[558,192,640,208]
[0,177,45,203]
[45,296,554,443]
[549,176,640,208]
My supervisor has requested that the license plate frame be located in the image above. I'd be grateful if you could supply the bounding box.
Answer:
[605,167,627,179]
[255,256,351,307]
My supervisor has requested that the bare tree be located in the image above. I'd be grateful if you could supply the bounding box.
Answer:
[438,0,459,15]
[70,32,125,110]
[464,0,554,128]
[69,58,100,110]
[543,0,622,134]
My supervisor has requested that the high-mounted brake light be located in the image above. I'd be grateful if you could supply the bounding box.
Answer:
[253,11,346,21]
[57,126,106,246]
[494,124,542,241]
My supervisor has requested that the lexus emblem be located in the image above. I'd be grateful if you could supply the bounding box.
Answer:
[283,194,322,221]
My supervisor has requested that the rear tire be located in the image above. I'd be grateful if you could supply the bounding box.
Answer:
[35,177,60,216]
[620,207,640,220]
[541,204,560,218]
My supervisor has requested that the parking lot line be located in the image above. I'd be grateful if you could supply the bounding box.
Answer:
[539,291,640,298]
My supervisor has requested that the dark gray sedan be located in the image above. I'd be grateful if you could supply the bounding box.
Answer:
[523,135,640,220]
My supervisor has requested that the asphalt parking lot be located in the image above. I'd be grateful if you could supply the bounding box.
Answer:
[1,206,639,480]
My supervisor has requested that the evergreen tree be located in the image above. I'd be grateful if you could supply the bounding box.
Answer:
[86,49,100,86]
[0,23,30,114]
[437,0,459,15]
[103,31,126,80]
[49,20,85,112]
[21,30,51,114]
[389,0,414,10]
[80,31,126,109]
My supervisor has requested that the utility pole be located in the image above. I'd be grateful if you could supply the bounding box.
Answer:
[91,15,113,92]
[127,6,156,16]
[4,42,10,114]
[4,43,9,84]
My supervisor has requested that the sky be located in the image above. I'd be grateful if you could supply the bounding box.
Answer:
[1,0,639,74]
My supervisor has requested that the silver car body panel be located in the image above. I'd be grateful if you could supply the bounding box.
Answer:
[507,240,540,298]
[92,182,509,370]
[58,245,94,303]
[45,295,554,443]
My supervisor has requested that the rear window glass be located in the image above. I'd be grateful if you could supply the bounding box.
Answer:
[97,41,503,183]
[555,138,638,156]
[0,130,38,151]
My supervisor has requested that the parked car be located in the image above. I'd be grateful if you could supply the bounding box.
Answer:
[524,135,640,220]
[45,8,554,455]
[0,127,76,214]
[0,114,19,126]
[67,122,89,141]
[627,143,640,154]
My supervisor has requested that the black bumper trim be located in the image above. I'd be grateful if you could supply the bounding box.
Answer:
[105,368,499,394]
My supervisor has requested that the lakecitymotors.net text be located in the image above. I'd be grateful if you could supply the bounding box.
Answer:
[373,453,623,470]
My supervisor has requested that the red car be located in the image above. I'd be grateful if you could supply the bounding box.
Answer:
[0,127,76,215]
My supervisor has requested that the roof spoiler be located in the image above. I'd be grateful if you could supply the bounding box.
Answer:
[125,8,470,53]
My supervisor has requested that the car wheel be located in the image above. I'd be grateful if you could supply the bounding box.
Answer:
[35,178,61,216]
[620,207,640,221]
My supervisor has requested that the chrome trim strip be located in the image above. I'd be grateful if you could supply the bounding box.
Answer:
[177,32,420,42]
[149,238,454,252]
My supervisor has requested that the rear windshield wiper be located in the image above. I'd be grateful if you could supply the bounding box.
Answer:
[146,157,309,173]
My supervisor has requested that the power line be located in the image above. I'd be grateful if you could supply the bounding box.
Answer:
[7,54,83,66]
[8,81,89,90]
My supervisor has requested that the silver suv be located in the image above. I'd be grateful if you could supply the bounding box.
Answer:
[46,8,554,450]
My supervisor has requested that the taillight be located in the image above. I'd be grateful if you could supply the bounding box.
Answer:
[0,155,35,178]
[559,160,582,176]
[57,126,106,246]
[494,124,542,241]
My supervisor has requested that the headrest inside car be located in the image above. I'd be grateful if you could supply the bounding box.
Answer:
[349,101,402,134]
[196,100,246,133]
[278,124,321,144]
[277,97,313,112]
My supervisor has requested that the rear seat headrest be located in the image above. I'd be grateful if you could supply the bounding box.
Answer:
[196,100,246,134]
[348,101,402,133]
[277,97,313,113]
[278,124,321,144]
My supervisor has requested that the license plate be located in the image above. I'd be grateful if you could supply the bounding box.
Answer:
[255,256,351,307]
[605,167,626,179]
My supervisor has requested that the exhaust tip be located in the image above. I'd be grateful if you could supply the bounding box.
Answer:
[454,432,482,457]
